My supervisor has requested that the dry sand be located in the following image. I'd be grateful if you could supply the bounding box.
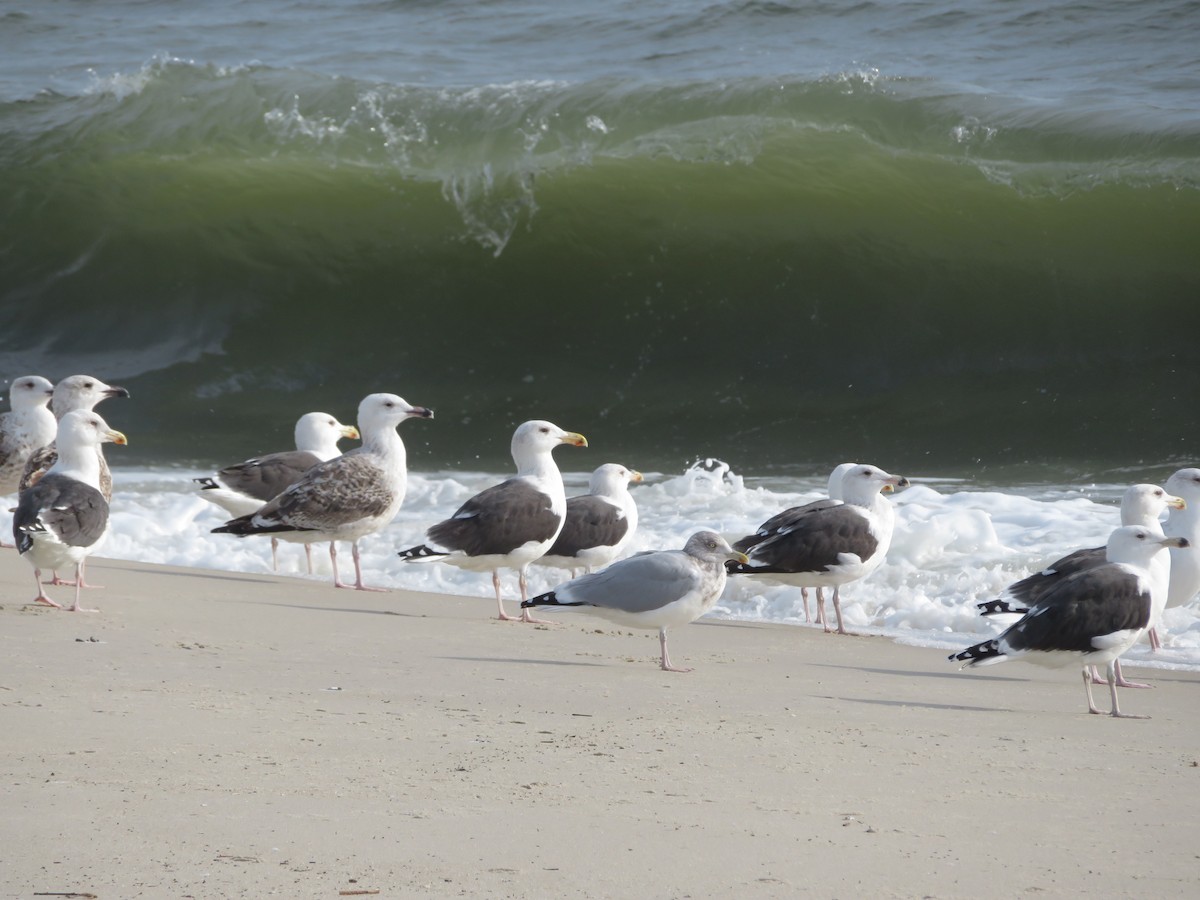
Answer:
[1,551,1198,899]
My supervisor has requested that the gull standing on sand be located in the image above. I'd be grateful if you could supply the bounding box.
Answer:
[13,410,127,612]
[399,420,588,622]
[950,525,1186,718]
[213,393,432,591]
[21,374,130,501]
[195,411,360,572]
[977,482,1183,686]
[727,464,908,634]
[523,531,748,672]
[20,375,130,587]
[536,463,643,577]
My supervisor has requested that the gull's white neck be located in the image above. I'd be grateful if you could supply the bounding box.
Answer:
[49,443,104,490]
[362,424,406,470]
[515,448,561,484]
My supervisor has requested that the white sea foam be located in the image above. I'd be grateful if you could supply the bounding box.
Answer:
[101,462,1200,670]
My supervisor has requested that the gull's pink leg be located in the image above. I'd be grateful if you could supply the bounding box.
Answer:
[271,537,279,572]
[1083,668,1104,715]
[344,541,387,592]
[800,587,811,623]
[66,562,98,613]
[519,568,554,625]
[831,586,849,635]
[47,559,103,589]
[1106,662,1149,719]
[659,627,692,673]
[30,567,62,608]
[1112,659,1151,689]
[305,544,315,575]
[1148,627,1162,651]
[815,588,826,626]
[329,542,350,589]
[494,570,517,621]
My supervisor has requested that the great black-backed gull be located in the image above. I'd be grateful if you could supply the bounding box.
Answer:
[196,412,360,572]
[399,420,587,622]
[523,531,747,672]
[13,410,127,612]
[977,482,1183,686]
[213,393,432,591]
[950,525,1186,718]
[536,463,642,577]
[727,464,908,634]
[734,462,856,625]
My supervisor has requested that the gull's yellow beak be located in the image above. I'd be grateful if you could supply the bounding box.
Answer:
[561,432,588,448]
[1169,495,1186,511]
[342,425,361,440]
[106,429,128,446]
[631,470,644,483]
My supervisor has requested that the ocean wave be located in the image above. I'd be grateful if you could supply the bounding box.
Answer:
[1,59,1197,473]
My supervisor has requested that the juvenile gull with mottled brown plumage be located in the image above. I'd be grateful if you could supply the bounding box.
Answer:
[195,411,360,572]
[1,376,56,498]
[214,393,432,591]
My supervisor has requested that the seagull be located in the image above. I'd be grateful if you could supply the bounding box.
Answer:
[13,410,128,612]
[950,526,1186,718]
[399,420,587,622]
[1,375,56,497]
[213,393,432,591]
[522,530,748,672]
[734,462,856,625]
[1162,467,1200,641]
[536,463,643,577]
[195,412,360,572]
[21,374,130,501]
[977,483,1183,686]
[727,464,908,634]
[1,376,56,549]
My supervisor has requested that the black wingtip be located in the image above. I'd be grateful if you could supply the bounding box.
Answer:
[976,599,1027,617]
[521,590,557,609]
[398,544,442,561]
[194,477,218,490]
[725,559,783,575]
[212,515,253,536]
[949,639,1001,666]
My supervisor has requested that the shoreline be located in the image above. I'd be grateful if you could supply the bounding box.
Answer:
[2,552,1198,898]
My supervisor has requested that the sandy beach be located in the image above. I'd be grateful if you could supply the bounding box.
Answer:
[2,551,1198,899]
